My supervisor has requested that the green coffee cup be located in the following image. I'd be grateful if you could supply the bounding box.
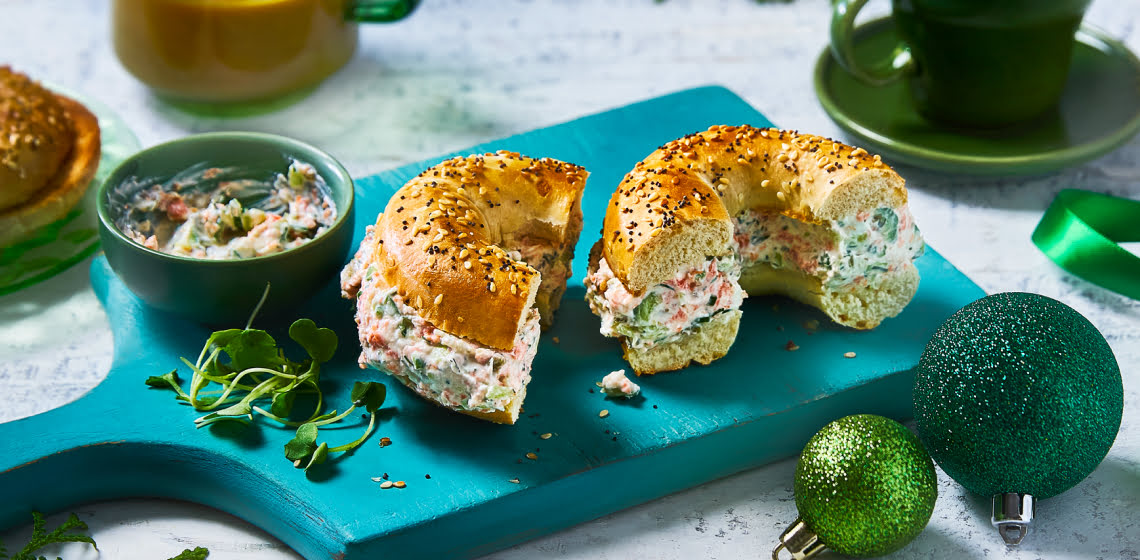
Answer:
[831,0,1094,129]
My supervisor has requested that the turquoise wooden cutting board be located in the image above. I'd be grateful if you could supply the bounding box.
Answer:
[0,86,984,559]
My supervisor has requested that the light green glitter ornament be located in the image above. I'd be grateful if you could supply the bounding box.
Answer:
[914,292,1123,545]
[773,414,937,559]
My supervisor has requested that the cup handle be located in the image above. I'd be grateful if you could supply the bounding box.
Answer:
[830,0,914,86]
[347,0,420,22]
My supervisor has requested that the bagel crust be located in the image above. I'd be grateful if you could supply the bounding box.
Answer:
[588,125,923,374]
[0,67,102,246]
[342,151,587,423]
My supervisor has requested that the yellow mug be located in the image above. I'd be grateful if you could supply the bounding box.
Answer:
[113,0,418,104]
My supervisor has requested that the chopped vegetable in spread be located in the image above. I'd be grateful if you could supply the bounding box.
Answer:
[731,206,924,289]
[111,160,336,259]
[585,254,745,350]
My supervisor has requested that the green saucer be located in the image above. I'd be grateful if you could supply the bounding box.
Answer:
[814,18,1140,176]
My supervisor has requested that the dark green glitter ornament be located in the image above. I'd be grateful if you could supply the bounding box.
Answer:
[914,292,1123,544]
[773,414,937,559]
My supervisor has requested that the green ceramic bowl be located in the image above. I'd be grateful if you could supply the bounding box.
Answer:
[96,132,355,326]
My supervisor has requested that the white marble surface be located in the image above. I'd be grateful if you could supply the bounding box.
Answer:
[2,0,1139,558]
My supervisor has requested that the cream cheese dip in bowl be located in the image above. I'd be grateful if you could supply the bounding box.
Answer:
[96,132,355,325]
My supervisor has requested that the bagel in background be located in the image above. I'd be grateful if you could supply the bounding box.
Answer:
[585,125,924,375]
[0,66,101,247]
[341,151,587,424]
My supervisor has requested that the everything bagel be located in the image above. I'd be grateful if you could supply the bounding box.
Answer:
[585,125,924,374]
[341,151,587,424]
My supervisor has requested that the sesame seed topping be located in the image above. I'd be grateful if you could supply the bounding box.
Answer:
[464,261,472,269]
[434,294,443,305]
[761,179,771,188]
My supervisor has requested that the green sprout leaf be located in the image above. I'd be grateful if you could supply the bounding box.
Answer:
[221,329,284,372]
[145,370,188,399]
[304,442,329,472]
[285,422,319,463]
[167,547,210,560]
[350,381,387,414]
[153,313,392,477]
[270,391,296,418]
[289,319,338,363]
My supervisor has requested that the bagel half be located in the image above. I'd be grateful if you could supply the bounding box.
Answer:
[341,151,587,424]
[1,67,102,246]
[585,125,924,374]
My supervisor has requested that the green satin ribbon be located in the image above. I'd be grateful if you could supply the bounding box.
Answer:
[1032,189,1140,300]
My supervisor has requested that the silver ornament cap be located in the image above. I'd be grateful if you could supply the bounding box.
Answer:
[991,493,1035,545]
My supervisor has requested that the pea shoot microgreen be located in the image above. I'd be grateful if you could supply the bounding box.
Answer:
[145,290,386,473]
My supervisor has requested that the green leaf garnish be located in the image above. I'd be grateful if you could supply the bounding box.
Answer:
[285,422,319,462]
[270,391,296,418]
[351,381,387,414]
[0,511,96,560]
[288,318,338,363]
[167,547,210,560]
[149,310,384,475]
[304,442,329,472]
[221,329,284,372]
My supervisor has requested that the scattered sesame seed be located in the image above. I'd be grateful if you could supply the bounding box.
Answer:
[509,478,520,484]
[394,481,406,488]
[844,351,857,358]
[786,341,800,351]
[380,481,394,489]
[541,433,553,439]
[599,409,610,418]
[525,452,537,460]
[552,336,560,344]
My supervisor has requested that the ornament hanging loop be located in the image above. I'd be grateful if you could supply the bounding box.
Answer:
[772,517,827,560]
[991,493,1035,546]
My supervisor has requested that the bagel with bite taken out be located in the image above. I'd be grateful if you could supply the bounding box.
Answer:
[584,125,924,375]
[341,151,587,424]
